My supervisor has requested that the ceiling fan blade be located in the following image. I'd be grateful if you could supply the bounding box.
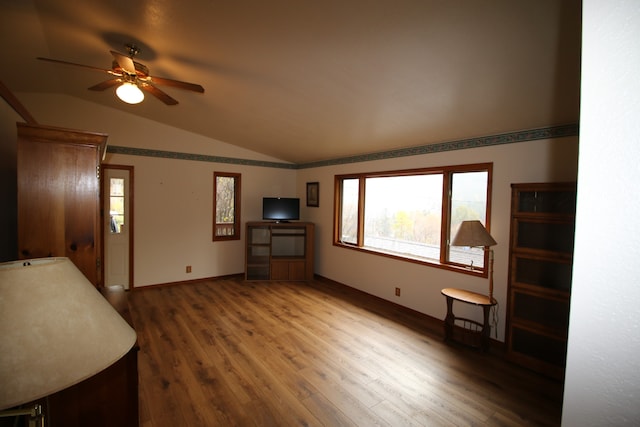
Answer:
[110,50,136,74]
[140,84,179,105]
[88,79,121,91]
[148,76,205,93]
[37,57,117,75]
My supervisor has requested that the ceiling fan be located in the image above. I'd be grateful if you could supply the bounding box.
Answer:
[37,44,204,105]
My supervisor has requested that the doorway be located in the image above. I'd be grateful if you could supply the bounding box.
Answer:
[102,165,134,290]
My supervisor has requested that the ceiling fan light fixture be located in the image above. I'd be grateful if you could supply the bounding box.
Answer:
[116,82,144,104]
[38,45,203,106]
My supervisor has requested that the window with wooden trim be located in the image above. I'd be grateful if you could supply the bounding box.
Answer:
[213,172,241,241]
[109,177,125,234]
[334,163,493,274]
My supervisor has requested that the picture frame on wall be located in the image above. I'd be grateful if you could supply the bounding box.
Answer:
[306,182,319,207]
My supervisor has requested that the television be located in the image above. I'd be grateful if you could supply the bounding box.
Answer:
[262,197,300,222]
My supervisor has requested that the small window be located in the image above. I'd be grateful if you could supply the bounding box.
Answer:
[109,177,125,234]
[213,172,241,241]
[338,178,360,245]
[334,163,492,275]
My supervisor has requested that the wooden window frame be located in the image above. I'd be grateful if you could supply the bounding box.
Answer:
[333,163,493,276]
[213,172,241,241]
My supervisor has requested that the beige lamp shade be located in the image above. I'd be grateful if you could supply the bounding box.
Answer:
[0,257,136,410]
[451,220,497,300]
[451,220,497,247]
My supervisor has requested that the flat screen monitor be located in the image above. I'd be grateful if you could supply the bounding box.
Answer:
[262,197,300,222]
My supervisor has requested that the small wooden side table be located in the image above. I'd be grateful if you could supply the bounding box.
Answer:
[441,288,497,351]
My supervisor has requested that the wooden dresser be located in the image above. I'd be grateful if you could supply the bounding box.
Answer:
[45,287,139,427]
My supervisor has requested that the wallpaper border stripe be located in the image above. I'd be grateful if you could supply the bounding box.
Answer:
[107,123,579,170]
[106,146,298,169]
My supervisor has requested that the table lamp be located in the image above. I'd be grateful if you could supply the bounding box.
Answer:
[451,220,497,300]
[0,257,136,425]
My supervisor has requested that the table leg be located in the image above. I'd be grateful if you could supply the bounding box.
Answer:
[444,296,454,341]
[481,305,491,351]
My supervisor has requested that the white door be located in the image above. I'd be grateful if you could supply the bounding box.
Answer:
[104,167,131,289]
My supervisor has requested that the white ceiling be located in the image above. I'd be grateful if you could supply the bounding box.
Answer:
[1,0,581,164]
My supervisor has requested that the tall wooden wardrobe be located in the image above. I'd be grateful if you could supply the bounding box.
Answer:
[17,122,108,286]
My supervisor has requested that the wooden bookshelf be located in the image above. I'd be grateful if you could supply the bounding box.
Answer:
[505,182,576,379]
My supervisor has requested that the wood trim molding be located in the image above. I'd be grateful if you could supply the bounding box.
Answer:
[0,80,38,124]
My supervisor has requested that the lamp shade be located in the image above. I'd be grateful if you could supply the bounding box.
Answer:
[451,220,497,247]
[0,258,136,410]
[116,82,144,104]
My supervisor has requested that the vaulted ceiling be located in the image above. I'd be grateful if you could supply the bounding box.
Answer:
[1,0,581,164]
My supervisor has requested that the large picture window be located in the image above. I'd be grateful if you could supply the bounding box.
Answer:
[334,163,492,274]
[213,172,241,241]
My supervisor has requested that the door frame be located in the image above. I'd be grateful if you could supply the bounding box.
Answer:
[101,164,135,290]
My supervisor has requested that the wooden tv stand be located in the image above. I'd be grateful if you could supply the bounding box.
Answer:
[245,222,314,281]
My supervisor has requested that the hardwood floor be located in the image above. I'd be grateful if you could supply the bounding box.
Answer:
[128,276,563,427]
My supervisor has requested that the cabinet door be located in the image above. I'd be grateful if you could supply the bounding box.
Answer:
[245,225,271,280]
[288,260,306,280]
[508,326,567,378]
[18,139,101,285]
[270,259,306,280]
[270,260,290,280]
[516,187,576,214]
[511,255,573,293]
[248,226,271,245]
[509,288,570,336]
[512,218,575,255]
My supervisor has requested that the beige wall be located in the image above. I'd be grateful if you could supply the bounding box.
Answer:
[105,153,296,287]
[563,0,640,423]
[298,136,579,342]
[3,93,578,342]
[7,94,297,286]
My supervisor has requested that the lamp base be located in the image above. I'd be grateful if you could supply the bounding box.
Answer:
[0,403,44,427]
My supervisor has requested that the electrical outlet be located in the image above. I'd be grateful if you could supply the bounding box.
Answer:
[395,287,401,296]
[186,265,192,273]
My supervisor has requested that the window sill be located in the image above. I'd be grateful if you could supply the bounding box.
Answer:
[333,242,488,278]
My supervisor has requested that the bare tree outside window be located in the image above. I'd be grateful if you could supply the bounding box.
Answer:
[213,172,241,241]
